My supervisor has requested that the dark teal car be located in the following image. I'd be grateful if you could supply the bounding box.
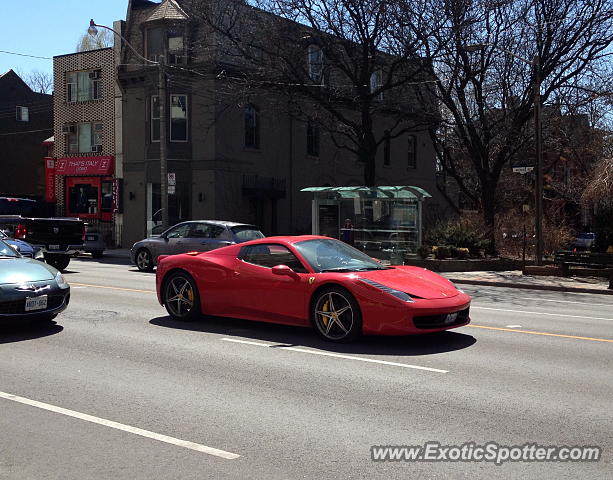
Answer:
[0,239,70,322]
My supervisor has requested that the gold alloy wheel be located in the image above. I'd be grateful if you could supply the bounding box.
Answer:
[314,291,354,340]
[166,275,195,318]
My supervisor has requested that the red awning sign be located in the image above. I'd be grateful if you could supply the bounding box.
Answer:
[56,156,114,175]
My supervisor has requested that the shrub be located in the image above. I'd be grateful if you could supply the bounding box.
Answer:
[434,245,450,259]
[424,215,489,255]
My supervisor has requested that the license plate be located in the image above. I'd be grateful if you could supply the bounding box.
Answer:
[25,295,48,311]
[445,312,459,324]
[86,236,96,241]
[49,245,60,250]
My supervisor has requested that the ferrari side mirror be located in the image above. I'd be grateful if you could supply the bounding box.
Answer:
[272,264,297,277]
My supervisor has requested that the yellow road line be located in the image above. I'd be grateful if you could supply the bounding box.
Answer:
[468,324,613,343]
[70,282,156,294]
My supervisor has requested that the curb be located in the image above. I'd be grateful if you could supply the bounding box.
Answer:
[448,278,613,295]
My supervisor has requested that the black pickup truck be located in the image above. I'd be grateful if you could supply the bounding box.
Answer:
[0,197,85,271]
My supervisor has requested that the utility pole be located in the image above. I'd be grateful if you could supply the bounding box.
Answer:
[87,19,169,231]
[159,57,168,230]
[534,55,543,266]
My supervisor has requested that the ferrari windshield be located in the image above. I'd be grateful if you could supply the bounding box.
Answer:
[295,238,388,273]
[0,239,19,258]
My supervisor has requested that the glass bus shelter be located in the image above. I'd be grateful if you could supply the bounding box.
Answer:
[301,186,431,264]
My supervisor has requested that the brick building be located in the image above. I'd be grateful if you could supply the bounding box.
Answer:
[52,45,123,246]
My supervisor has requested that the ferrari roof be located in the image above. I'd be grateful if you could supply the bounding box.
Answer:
[301,186,431,200]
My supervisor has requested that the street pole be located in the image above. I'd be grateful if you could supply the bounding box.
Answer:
[159,57,168,230]
[533,55,543,265]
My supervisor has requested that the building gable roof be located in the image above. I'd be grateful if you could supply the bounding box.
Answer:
[0,69,39,103]
[145,0,188,22]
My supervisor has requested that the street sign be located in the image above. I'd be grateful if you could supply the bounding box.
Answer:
[168,172,176,186]
[168,185,176,195]
[512,166,534,174]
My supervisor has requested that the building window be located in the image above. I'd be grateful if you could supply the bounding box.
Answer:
[147,27,186,64]
[151,95,160,142]
[66,70,102,102]
[65,122,103,154]
[370,70,383,100]
[383,131,390,166]
[407,135,417,169]
[147,27,165,62]
[245,104,260,148]
[307,122,320,157]
[168,29,185,64]
[307,44,323,83]
[170,94,188,142]
[16,106,29,122]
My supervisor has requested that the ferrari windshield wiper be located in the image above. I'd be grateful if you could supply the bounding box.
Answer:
[320,266,389,273]
[320,267,356,272]
[355,266,390,271]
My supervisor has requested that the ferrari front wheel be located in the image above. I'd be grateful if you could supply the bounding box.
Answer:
[312,287,361,342]
[163,271,201,321]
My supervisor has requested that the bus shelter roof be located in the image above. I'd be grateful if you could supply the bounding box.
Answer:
[301,186,432,200]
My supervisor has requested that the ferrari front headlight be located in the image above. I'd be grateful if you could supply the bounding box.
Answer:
[359,278,414,302]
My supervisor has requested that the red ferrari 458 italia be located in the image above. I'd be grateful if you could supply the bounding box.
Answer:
[156,236,471,342]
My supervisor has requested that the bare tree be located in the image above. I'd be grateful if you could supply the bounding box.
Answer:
[24,69,53,94]
[583,157,613,208]
[77,29,113,52]
[416,0,613,250]
[181,0,442,186]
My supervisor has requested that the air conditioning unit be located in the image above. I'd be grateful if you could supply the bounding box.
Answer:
[91,145,102,153]
[62,124,77,134]
[89,71,101,80]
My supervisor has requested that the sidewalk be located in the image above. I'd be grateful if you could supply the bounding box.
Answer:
[102,248,131,259]
[99,249,612,295]
[442,270,613,295]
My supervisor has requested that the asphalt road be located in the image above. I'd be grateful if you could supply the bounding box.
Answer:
[1,257,612,479]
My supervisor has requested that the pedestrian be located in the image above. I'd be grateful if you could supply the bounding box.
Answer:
[341,218,354,245]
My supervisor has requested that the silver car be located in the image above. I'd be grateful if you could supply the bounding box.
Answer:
[130,220,264,271]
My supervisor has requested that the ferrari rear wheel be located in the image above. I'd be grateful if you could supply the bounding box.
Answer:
[312,287,361,342]
[163,271,201,321]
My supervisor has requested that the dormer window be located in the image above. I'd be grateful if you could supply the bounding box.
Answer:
[147,27,165,62]
[146,27,186,64]
[168,29,185,64]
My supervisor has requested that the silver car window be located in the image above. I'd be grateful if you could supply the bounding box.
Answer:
[166,224,191,239]
[189,223,213,238]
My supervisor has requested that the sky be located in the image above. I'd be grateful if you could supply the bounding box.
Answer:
[0,0,128,79]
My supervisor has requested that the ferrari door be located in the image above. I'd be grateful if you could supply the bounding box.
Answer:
[229,243,309,325]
